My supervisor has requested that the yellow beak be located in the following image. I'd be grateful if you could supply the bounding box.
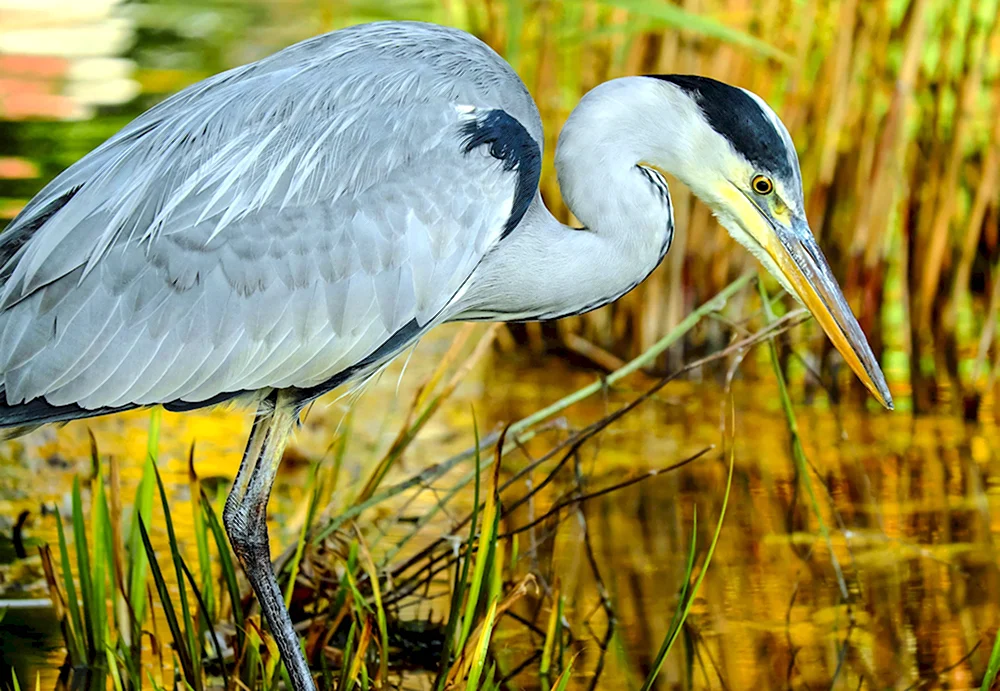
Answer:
[766,219,893,409]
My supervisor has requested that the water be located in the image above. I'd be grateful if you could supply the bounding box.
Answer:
[482,354,1000,688]
[1,1,1000,688]
[1,329,998,688]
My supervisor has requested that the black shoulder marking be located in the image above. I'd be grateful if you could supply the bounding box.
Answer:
[289,317,425,406]
[650,75,791,179]
[171,320,426,412]
[0,319,427,436]
[0,320,427,437]
[0,392,139,436]
[0,386,248,437]
[460,109,541,241]
[163,390,243,412]
[174,318,426,410]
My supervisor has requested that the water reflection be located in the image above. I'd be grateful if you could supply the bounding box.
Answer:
[1,322,999,688]
[481,359,1000,688]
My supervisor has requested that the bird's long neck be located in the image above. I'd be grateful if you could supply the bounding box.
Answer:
[452,77,691,322]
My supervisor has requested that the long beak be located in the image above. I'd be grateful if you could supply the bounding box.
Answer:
[770,219,894,409]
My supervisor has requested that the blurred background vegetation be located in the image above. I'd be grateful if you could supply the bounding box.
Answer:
[4,0,1000,415]
[2,0,1000,689]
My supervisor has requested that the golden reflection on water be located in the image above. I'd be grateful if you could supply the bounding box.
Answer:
[2,324,999,689]
[485,354,1000,689]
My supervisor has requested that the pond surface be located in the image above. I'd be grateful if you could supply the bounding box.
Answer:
[1,323,999,689]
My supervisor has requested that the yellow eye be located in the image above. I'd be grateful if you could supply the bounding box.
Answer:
[752,175,773,195]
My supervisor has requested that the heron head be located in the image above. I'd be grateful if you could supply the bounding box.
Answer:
[647,75,892,409]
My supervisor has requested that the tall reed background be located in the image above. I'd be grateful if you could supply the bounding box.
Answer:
[436,0,1000,416]
[6,0,999,412]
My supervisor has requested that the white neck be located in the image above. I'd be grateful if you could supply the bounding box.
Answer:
[452,77,717,322]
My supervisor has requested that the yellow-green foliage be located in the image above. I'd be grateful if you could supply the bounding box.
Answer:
[352,0,999,414]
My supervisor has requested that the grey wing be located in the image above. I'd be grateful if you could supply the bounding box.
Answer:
[0,22,542,414]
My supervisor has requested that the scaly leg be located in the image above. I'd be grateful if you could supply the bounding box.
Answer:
[223,391,315,691]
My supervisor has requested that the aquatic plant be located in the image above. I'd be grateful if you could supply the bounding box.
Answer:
[23,276,775,689]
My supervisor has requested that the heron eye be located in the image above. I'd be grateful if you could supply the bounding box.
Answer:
[752,175,773,195]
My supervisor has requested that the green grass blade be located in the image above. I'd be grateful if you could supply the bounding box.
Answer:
[91,471,110,664]
[188,444,215,623]
[71,477,97,660]
[641,445,734,691]
[551,657,576,691]
[179,557,230,690]
[556,593,565,673]
[489,538,504,607]
[92,438,120,595]
[284,459,322,608]
[539,583,561,683]
[138,517,198,683]
[279,663,294,691]
[356,535,390,686]
[343,551,372,616]
[456,465,499,655]
[146,670,168,691]
[146,405,161,459]
[105,452,134,666]
[329,546,359,636]
[200,490,245,653]
[127,411,159,640]
[54,508,85,664]
[106,644,125,691]
[245,621,262,689]
[982,628,1000,690]
[338,619,358,691]
[435,418,483,690]
[757,279,849,600]
[464,599,498,691]
[346,614,373,691]
[151,463,203,688]
[482,662,497,691]
[664,508,697,647]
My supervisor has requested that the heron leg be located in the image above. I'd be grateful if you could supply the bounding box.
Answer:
[223,391,314,691]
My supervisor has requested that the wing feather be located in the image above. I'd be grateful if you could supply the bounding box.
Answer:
[55,321,134,402]
[0,22,541,413]
[125,334,188,403]
[89,328,155,408]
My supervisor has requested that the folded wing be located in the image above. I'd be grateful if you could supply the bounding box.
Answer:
[0,23,542,414]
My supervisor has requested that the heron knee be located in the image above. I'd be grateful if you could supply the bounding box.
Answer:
[223,492,270,566]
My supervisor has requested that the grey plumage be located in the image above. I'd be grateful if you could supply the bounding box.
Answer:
[0,22,542,420]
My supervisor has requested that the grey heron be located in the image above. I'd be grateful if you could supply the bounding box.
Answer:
[0,21,892,689]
